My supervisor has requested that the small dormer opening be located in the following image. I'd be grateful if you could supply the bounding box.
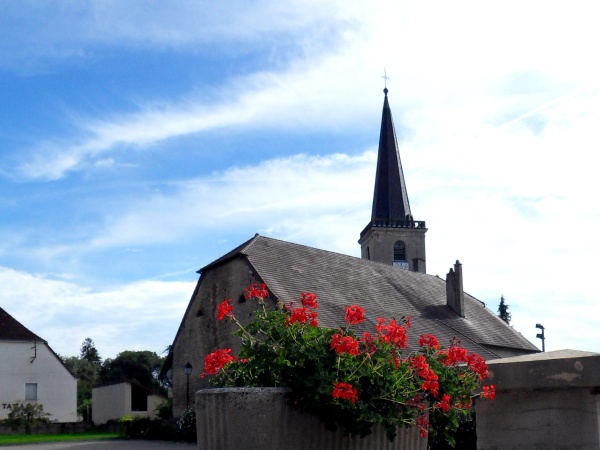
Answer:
[393,240,409,269]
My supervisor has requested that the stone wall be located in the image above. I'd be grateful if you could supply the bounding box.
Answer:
[0,421,92,435]
[477,349,600,450]
[196,387,427,450]
[172,257,271,417]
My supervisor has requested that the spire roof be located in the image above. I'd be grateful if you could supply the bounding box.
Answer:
[371,88,412,222]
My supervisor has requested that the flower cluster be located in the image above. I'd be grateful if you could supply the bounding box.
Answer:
[202,284,496,444]
[331,333,360,355]
[332,381,359,403]
[200,348,236,377]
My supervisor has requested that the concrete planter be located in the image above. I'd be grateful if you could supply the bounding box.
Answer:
[196,387,426,450]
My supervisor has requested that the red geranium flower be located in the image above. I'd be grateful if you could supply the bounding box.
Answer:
[434,393,452,412]
[217,299,234,321]
[375,318,408,349]
[415,414,429,438]
[201,348,236,377]
[467,353,489,380]
[439,345,468,366]
[360,331,377,355]
[332,381,359,403]
[409,355,439,396]
[300,292,318,309]
[418,334,440,349]
[245,283,269,300]
[330,333,360,356]
[285,307,318,327]
[481,384,496,400]
[344,305,365,325]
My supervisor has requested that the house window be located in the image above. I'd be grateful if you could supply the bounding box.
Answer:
[25,383,38,401]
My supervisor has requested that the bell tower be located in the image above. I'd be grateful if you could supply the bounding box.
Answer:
[359,88,427,272]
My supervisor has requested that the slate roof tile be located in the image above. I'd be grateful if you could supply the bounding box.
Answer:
[229,235,538,359]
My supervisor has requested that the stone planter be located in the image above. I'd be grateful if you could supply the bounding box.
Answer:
[196,387,426,450]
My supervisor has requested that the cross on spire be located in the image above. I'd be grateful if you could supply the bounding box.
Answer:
[381,68,390,90]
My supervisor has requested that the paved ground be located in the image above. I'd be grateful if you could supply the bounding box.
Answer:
[0,440,196,450]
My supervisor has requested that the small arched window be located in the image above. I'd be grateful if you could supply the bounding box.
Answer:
[366,246,371,260]
[393,241,409,269]
[393,240,406,262]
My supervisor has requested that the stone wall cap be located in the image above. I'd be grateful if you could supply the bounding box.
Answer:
[485,349,600,390]
[488,349,599,365]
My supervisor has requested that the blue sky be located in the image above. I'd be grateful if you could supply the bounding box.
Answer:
[1,0,599,359]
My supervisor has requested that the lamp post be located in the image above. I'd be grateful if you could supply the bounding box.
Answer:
[535,324,545,352]
[184,362,193,408]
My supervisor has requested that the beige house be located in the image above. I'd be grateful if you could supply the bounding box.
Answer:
[0,307,77,422]
[91,380,166,424]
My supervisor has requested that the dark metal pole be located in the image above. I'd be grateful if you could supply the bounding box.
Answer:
[184,362,193,408]
[535,324,545,352]
[186,375,190,407]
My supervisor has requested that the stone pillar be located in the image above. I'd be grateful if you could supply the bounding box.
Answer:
[477,349,600,450]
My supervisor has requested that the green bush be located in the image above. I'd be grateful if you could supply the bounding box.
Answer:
[4,403,51,434]
[117,415,133,438]
[154,398,173,420]
[176,406,197,442]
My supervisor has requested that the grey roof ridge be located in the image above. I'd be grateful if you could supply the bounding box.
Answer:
[244,234,450,282]
[197,233,260,273]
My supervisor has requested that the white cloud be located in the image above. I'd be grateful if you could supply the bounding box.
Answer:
[15,0,600,181]
[4,0,600,356]
[0,266,194,359]
[86,151,375,251]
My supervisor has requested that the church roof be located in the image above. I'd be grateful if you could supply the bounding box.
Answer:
[0,306,42,341]
[201,235,539,360]
[371,88,412,222]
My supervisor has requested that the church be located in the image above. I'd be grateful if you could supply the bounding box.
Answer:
[164,88,539,417]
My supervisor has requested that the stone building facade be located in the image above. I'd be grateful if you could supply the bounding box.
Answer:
[164,89,539,417]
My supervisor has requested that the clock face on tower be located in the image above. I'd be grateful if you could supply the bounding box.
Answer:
[393,261,409,270]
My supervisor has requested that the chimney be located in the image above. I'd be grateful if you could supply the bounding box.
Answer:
[446,260,465,317]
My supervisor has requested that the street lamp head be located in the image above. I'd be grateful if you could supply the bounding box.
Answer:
[535,323,544,330]
[184,362,193,376]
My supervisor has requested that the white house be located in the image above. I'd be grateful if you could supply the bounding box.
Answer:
[92,380,167,424]
[0,306,77,422]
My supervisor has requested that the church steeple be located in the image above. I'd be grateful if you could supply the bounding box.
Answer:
[372,87,412,222]
[359,88,427,273]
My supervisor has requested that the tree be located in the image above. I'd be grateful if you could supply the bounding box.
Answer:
[60,338,103,421]
[80,337,102,365]
[101,350,166,394]
[62,354,101,422]
[497,296,512,324]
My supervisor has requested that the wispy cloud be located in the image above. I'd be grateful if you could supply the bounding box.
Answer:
[84,151,374,250]
[0,1,361,70]
[12,1,600,182]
